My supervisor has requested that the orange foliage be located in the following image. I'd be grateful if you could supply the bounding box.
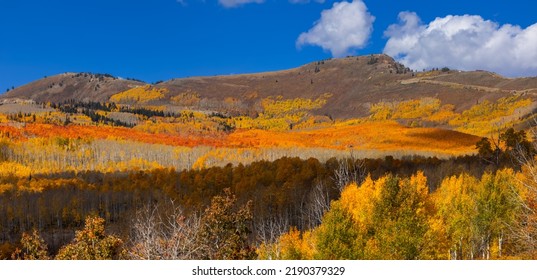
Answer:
[0,125,25,140]
[16,124,224,147]
[225,121,480,155]
[1,120,479,157]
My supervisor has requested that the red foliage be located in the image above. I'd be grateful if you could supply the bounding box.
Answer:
[21,124,225,147]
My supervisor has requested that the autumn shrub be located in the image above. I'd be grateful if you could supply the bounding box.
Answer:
[55,216,127,260]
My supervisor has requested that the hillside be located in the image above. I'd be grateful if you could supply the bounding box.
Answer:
[3,56,537,261]
[3,73,144,103]
[4,55,537,120]
[1,54,536,166]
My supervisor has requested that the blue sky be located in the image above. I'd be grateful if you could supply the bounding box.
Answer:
[1,0,536,91]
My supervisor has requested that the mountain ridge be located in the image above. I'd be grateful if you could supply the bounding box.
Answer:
[3,54,537,119]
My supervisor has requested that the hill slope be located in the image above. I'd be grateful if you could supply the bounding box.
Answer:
[3,73,144,103]
[4,55,537,120]
[157,55,537,118]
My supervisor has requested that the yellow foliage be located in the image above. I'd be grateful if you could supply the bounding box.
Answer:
[233,116,291,131]
[339,180,376,229]
[369,102,393,121]
[171,90,200,107]
[0,183,14,195]
[370,98,441,121]
[110,85,167,104]
[292,116,332,130]
[432,169,522,259]
[34,111,70,126]
[233,94,331,131]
[433,173,480,259]
[313,172,433,260]
[256,243,279,260]
[278,227,315,260]
[422,216,451,259]
[368,96,532,136]
[71,114,93,125]
[426,104,457,123]
[257,227,316,260]
[405,171,430,218]
[339,172,428,232]
[0,162,32,177]
[392,98,441,119]
[261,94,330,118]
[449,96,532,136]
[105,158,163,172]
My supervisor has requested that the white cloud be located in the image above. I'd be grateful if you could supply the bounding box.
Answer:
[384,12,537,77]
[218,0,264,8]
[296,0,375,57]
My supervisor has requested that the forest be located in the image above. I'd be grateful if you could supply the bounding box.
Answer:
[1,133,536,259]
[1,89,537,260]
